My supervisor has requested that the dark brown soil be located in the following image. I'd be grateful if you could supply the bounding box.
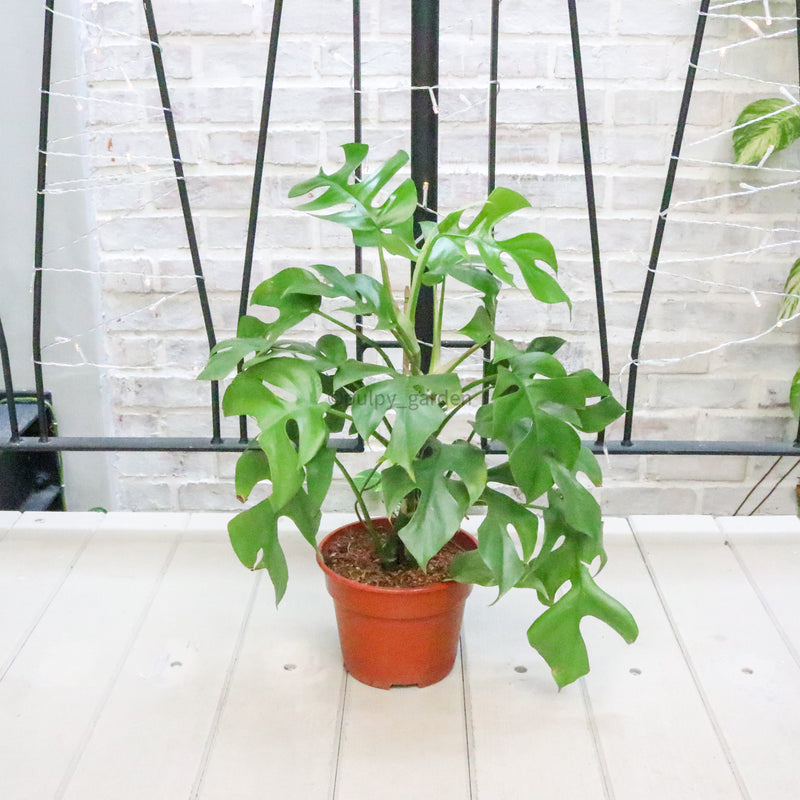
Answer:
[322,523,471,588]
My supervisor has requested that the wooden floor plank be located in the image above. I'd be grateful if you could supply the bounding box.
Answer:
[59,514,258,800]
[0,513,187,800]
[716,516,800,670]
[334,666,471,800]
[0,510,21,539]
[632,515,800,800]
[582,519,744,800]
[0,512,104,678]
[462,581,608,800]
[196,519,346,800]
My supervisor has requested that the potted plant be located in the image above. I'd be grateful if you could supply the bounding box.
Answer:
[200,144,638,689]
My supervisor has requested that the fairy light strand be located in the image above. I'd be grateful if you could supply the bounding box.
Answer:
[26,0,800,384]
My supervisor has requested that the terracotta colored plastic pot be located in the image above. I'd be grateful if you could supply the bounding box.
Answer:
[317,519,476,689]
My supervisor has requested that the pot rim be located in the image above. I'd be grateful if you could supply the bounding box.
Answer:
[316,519,476,596]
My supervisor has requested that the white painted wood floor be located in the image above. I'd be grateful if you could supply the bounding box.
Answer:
[1,511,799,800]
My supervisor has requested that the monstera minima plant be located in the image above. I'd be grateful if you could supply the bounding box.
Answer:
[200,144,638,688]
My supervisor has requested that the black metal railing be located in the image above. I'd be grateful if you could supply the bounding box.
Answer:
[2,0,800,463]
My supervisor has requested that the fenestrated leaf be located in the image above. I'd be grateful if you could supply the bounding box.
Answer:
[222,362,329,508]
[733,98,800,165]
[458,306,494,345]
[791,367,800,419]
[492,335,524,362]
[352,377,449,475]
[549,461,602,538]
[396,442,482,568]
[449,549,497,586]
[474,488,539,598]
[333,360,397,391]
[305,446,335,510]
[527,563,639,689]
[228,499,288,603]
[779,257,800,322]
[575,445,603,487]
[199,337,267,380]
[282,487,323,549]
[576,394,626,433]
[526,336,566,355]
[500,234,570,308]
[381,464,416,514]
[234,447,270,503]
[287,144,417,254]
[463,186,531,234]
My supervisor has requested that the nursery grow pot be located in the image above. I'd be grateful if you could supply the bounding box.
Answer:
[317,519,476,689]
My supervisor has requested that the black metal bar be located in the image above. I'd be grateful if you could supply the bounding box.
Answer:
[237,0,284,442]
[353,0,365,360]
[0,319,19,441]
[622,0,710,446]
[796,0,800,446]
[410,0,438,373]
[32,0,56,442]
[481,0,501,450]
[487,0,500,194]
[567,0,610,447]
[141,0,221,442]
[0,436,364,453]
[2,437,799,457]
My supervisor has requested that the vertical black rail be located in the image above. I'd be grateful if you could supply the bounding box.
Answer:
[567,0,610,445]
[237,0,284,442]
[622,0,710,445]
[351,0,366,454]
[0,317,19,441]
[141,0,221,441]
[353,0,365,365]
[795,1,800,445]
[32,0,56,442]
[410,0,439,373]
[487,0,500,195]
[481,0,501,450]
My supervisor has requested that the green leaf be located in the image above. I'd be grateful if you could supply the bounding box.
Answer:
[287,144,417,254]
[449,549,497,586]
[222,362,329,508]
[381,464,416,514]
[200,337,265,380]
[733,98,800,165]
[575,446,603,487]
[333,360,396,392]
[576,394,626,433]
[550,462,602,538]
[234,448,270,503]
[527,564,638,689]
[228,499,289,603]
[458,306,494,345]
[527,336,566,355]
[779,257,800,322]
[305,446,335,510]
[397,442,484,568]
[475,489,539,598]
[791,367,800,419]
[352,377,448,475]
[282,487,323,549]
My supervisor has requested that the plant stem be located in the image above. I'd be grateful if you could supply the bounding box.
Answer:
[334,455,375,535]
[325,408,391,447]
[435,388,487,435]
[376,241,422,374]
[314,310,395,369]
[440,338,489,374]
[431,276,446,371]
[406,233,436,321]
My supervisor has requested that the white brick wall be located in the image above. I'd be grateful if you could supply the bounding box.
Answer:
[41,0,800,514]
